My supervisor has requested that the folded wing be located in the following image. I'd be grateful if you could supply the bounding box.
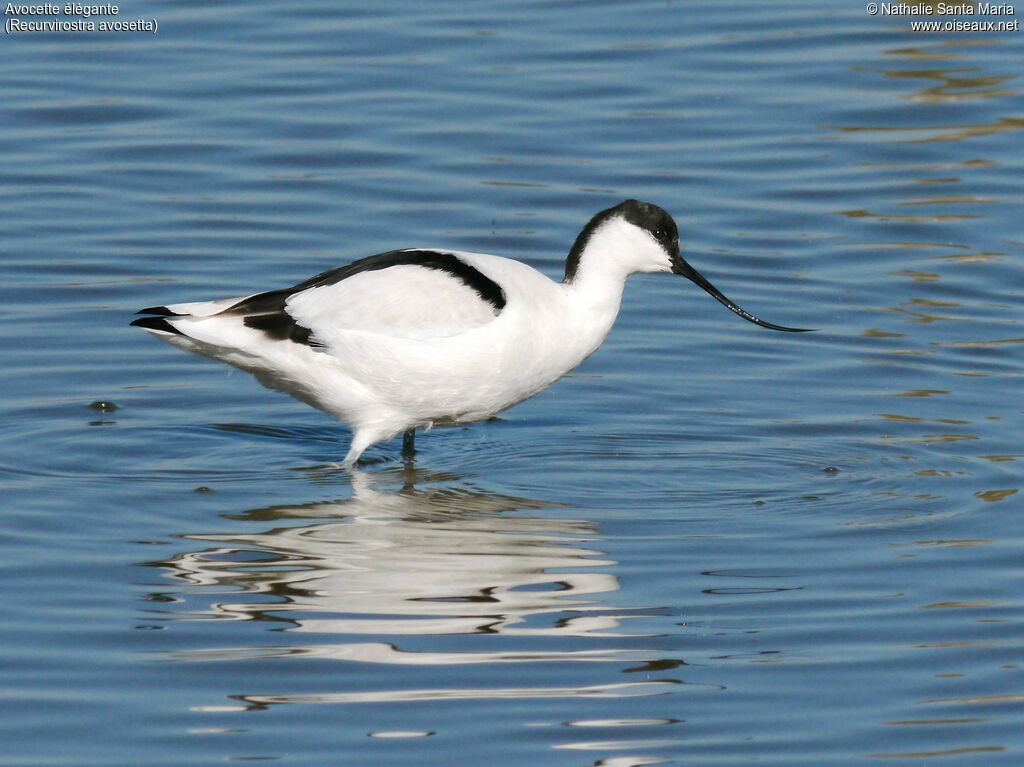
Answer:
[277,250,507,347]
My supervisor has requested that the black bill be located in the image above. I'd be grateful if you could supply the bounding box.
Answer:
[672,255,812,332]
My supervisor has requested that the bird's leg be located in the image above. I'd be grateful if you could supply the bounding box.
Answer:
[401,429,416,460]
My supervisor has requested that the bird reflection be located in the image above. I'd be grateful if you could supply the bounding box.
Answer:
[150,468,639,643]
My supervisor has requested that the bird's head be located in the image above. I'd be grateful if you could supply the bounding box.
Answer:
[565,199,811,332]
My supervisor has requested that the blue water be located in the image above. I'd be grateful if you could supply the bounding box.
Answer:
[3,1,1023,765]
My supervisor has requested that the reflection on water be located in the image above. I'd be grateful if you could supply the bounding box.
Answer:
[147,468,706,729]
[822,28,1022,495]
[150,468,647,647]
[224,680,683,710]
[882,44,1017,105]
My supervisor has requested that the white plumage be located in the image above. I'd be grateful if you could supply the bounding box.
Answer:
[132,200,807,464]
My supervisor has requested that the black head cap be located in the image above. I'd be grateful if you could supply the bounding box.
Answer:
[615,199,679,254]
[564,199,679,282]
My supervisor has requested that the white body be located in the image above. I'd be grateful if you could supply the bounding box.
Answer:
[134,199,802,464]
[142,214,671,464]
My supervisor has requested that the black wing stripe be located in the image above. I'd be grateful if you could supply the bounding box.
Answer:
[241,312,319,347]
[222,250,506,347]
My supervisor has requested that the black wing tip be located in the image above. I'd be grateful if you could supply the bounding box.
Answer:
[133,305,187,334]
[136,305,177,316]
[130,315,185,336]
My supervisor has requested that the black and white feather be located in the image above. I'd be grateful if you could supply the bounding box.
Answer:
[133,200,808,464]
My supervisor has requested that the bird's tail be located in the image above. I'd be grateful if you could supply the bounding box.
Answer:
[131,306,185,336]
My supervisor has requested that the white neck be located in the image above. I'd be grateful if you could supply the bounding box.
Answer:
[558,243,637,364]
[547,215,673,372]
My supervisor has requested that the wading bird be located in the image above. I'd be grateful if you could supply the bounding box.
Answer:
[132,199,809,464]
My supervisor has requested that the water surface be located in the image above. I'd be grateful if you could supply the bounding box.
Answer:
[2,1,1023,765]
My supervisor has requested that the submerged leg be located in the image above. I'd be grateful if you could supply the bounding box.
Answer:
[341,444,364,468]
[343,428,379,468]
[402,429,416,460]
